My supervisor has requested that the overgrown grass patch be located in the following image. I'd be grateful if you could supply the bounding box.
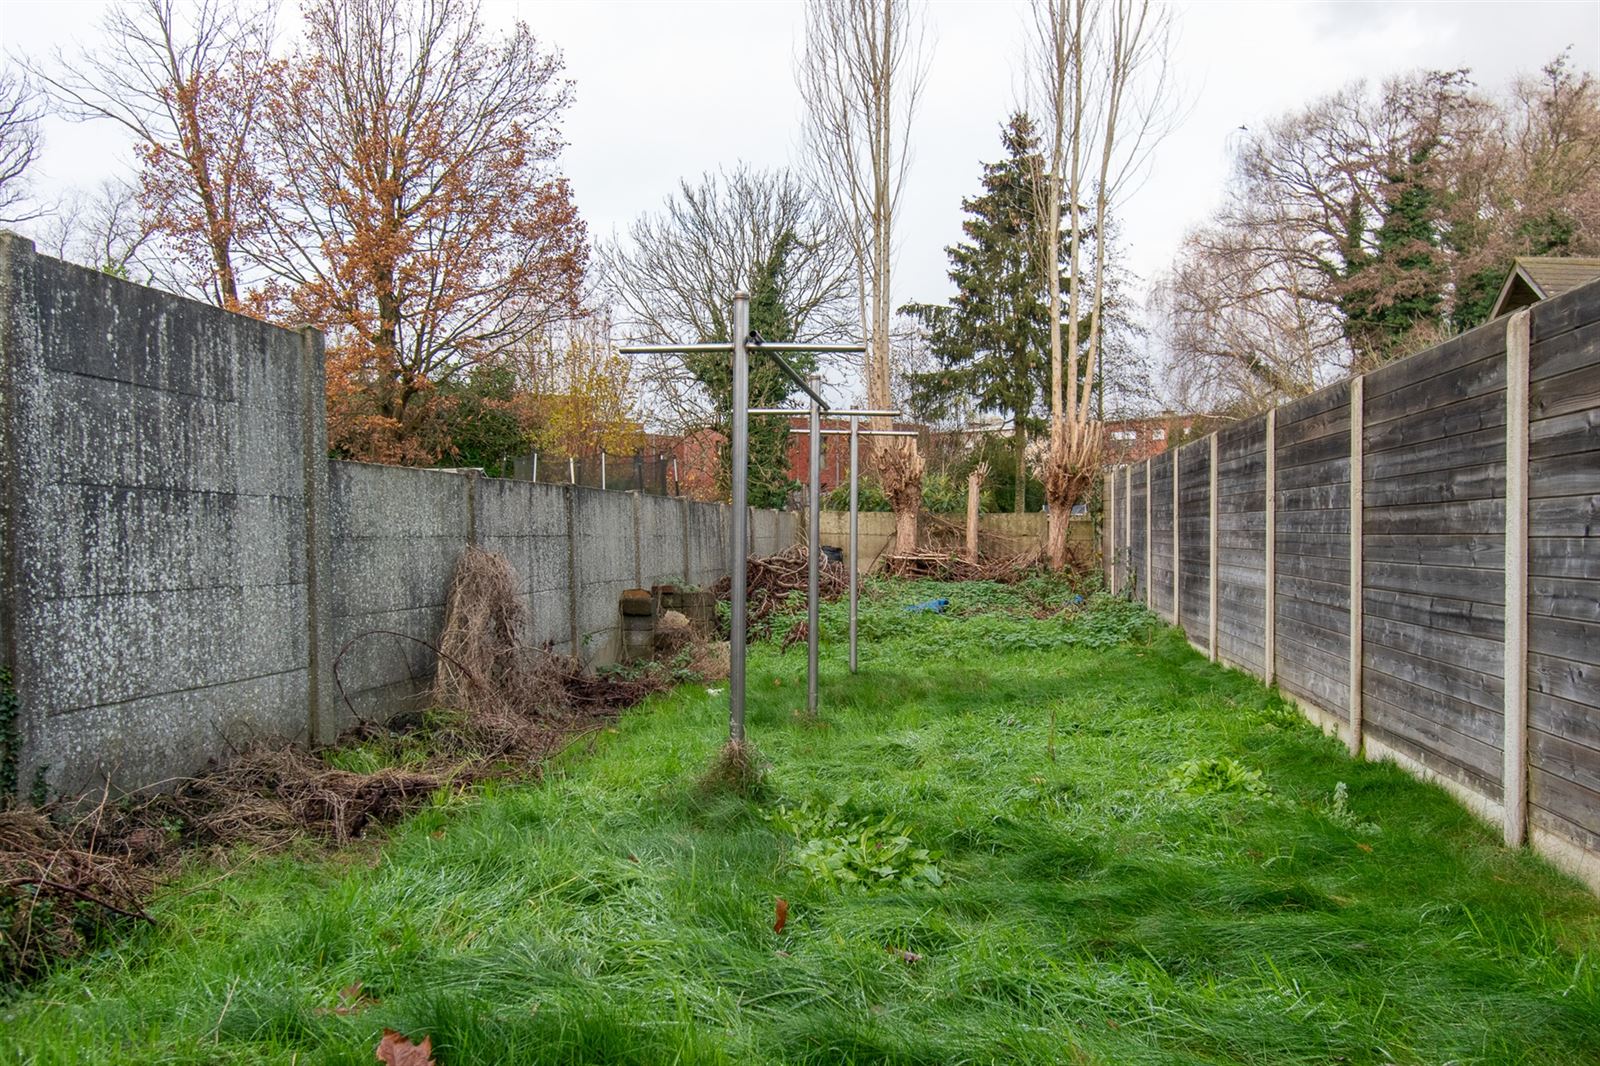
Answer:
[4,579,1597,1064]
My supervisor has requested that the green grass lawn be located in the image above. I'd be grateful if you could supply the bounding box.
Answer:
[5,580,1598,1065]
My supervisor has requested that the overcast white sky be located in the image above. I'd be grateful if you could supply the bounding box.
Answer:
[3,0,1597,328]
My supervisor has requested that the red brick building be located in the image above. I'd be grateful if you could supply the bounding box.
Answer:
[1103,414,1198,464]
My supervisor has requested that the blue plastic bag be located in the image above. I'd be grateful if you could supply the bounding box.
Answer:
[905,597,950,613]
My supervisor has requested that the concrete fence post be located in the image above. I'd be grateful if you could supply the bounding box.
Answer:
[1348,376,1365,756]
[1504,309,1532,847]
[1144,458,1152,610]
[295,326,336,744]
[465,469,481,548]
[680,496,692,585]
[632,491,642,587]
[1264,409,1277,685]
[1124,464,1132,598]
[0,234,27,796]
[1105,470,1116,588]
[1172,447,1181,626]
[1208,435,1219,661]
[564,486,579,654]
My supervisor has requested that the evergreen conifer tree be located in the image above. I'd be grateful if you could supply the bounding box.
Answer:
[904,113,1075,513]
[685,230,814,508]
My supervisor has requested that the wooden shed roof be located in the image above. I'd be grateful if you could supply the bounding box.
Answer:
[1491,256,1600,318]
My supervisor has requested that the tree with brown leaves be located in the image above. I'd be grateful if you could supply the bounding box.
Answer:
[252,0,589,465]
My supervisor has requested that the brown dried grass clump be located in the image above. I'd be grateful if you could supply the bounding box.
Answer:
[688,641,731,682]
[431,546,571,755]
[655,610,693,655]
[696,740,768,799]
[160,747,446,848]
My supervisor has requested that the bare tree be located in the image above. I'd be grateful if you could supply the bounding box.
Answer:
[42,179,162,282]
[1159,56,1598,415]
[1028,0,1174,568]
[1153,222,1348,416]
[605,165,857,431]
[28,0,276,306]
[799,0,931,553]
[0,68,43,225]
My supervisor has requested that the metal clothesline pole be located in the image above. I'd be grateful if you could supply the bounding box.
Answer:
[783,419,909,674]
[849,416,859,674]
[615,323,872,741]
[807,375,821,716]
[729,296,750,741]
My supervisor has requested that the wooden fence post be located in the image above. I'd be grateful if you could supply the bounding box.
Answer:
[1504,309,1531,847]
[1348,376,1365,756]
[1264,409,1277,685]
[1203,428,1216,656]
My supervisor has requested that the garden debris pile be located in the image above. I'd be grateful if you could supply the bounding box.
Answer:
[2,546,709,988]
[713,546,850,632]
[881,549,1042,582]
[2,805,152,986]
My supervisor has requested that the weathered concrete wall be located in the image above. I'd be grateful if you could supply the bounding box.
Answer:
[0,238,792,796]
[327,464,471,729]
[571,487,638,659]
[476,476,572,653]
[687,503,730,587]
[0,233,332,795]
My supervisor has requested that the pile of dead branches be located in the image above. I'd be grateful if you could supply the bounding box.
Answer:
[2,804,153,986]
[711,546,850,632]
[880,549,1043,583]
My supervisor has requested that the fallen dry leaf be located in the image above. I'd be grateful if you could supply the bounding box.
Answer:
[1357,842,1373,853]
[376,1029,435,1066]
[313,982,378,1016]
[774,898,789,934]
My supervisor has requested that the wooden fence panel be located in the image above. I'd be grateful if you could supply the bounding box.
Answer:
[1361,322,1509,798]
[1177,439,1212,650]
[1216,415,1269,675]
[1107,279,1599,890]
[1149,450,1175,623]
[1527,286,1600,854]
[1273,380,1352,721]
